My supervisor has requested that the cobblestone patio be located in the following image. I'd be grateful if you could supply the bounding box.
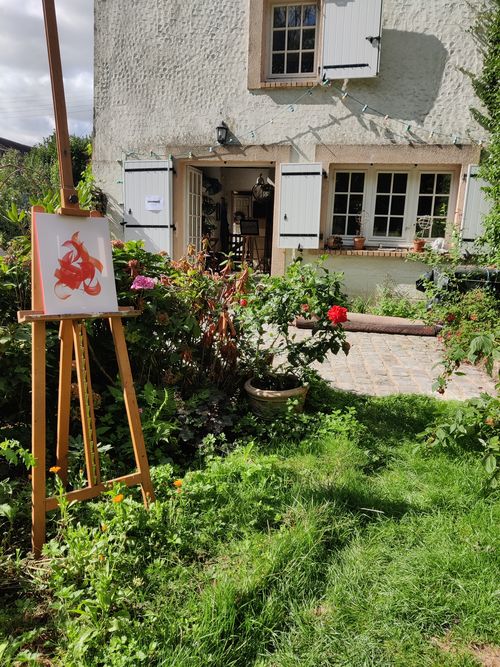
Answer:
[293,329,497,400]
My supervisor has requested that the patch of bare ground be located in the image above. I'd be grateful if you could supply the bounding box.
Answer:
[432,634,500,666]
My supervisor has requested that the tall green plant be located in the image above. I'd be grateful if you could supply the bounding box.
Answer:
[468,0,500,265]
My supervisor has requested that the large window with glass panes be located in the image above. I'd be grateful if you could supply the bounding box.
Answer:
[330,169,454,245]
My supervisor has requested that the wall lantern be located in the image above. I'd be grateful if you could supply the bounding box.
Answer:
[216,121,229,145]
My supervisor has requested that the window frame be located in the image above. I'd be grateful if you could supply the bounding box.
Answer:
[329,167,457,247]
[267,2,319,80]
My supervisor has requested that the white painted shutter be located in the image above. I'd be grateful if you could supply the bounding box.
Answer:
[123,159,174,255]
[461,165,491,242]
[322,0,383,80]
[279,163,323,249]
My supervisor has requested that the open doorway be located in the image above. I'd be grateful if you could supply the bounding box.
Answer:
[185,165,275,273]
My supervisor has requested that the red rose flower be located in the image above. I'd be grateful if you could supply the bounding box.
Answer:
[239,298,248,307]
[327,305,348,325]
[445,313,456,323]
[301,303,310,312]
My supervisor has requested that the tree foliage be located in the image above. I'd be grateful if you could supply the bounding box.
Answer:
[0,133,91,243]
[469,0,500,265]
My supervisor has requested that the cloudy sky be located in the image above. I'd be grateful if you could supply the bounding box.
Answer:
[0,0,93,146]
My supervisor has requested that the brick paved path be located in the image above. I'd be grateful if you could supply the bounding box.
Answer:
[293,328,497,400]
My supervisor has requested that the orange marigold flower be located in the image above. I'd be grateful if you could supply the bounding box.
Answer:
[112,493,124,503]
[49,466,61,473]
[173,479,183,488]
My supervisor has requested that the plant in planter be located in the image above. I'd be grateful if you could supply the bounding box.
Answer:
[413,216,432,252]
[238,257,350,418]
[353,212,367,250]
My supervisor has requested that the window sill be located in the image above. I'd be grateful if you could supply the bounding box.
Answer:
[250,79,318,90]
[318,248,411,258]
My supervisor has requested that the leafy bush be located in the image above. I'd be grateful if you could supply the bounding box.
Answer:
[424,286,500,391]
[239,256,349,380]
[420,393,500,488]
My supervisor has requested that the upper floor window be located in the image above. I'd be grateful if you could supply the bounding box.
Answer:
[270,3,317,77]
[248,0,383,89]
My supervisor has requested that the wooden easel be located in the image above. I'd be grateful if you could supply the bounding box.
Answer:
[20,1,154,558]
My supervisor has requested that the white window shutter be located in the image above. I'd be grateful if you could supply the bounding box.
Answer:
[124,159,174,255]
[461,165,491,242]
[279,163,323,249]
[322,0,383,80]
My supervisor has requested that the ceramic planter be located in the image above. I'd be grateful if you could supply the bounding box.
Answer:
[413,238,426,252]
[244,377,309,420]
[353,236,366,250]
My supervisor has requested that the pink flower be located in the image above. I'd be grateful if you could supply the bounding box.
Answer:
[300,303,310,312]
[131,275,156,290]
[327,305,348,325]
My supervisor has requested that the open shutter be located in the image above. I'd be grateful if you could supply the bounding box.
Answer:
[185,166,203,251]
[461,165,491,243]
[322,0,383,80]
[123,159,174,255]
[279,163,323,249]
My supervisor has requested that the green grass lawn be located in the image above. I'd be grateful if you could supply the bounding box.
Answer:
[1,393,499,666]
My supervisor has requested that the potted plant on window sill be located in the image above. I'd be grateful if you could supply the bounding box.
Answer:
[239,257,350,419]
[353,212,366,250]
[412,216,432,252]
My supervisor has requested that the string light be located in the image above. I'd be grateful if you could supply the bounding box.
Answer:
[120,81,486,163]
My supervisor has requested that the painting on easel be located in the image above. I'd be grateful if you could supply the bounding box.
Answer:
[33,211,118,315]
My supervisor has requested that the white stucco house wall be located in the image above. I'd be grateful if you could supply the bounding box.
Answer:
[93,0,487,296]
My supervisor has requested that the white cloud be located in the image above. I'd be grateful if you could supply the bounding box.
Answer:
[0,0,93,146]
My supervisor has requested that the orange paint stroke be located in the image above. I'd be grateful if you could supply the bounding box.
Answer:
[54,232,103,300]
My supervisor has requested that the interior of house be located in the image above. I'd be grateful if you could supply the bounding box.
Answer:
[198,166,275,273]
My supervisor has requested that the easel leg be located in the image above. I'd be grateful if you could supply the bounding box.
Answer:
[72,320,101,486]
[109,317,155,504]
[56,320,73,486]
[32,321,46,558]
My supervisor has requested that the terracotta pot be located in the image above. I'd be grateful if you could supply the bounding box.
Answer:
[244,377,309,420]
[353,236,365,250]
[412,238,426,252]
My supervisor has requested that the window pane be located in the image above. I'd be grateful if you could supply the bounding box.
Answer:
[287,29,300,50]
[419,173,435,194]
[350,173,365,192]
[333,194,348,214]
[393,173,408,193]
[347,216,359,235]
[388,218,403,236]
[434,196,449,216]
[273,30,285,51]
[287,6,302,26]
[272,53,285,74]
[301,51,314,73]
[417,197,432,216]
[431,219,446,237]
[302,28,315,49]
[436,173,451,194]
[391,195,405,215]
[303,5,316,25]
[375,195,389,215]
[332,215,346,235]
[349,194,363,214]
[273,6,286,28]
[335,172,349,191]
[373,217,387,236]
[286,52,299,73]
[377,173,391,192]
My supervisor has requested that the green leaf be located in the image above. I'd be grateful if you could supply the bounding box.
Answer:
[484,454,497,475]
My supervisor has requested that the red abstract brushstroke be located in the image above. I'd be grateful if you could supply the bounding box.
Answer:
[54,232,103,300]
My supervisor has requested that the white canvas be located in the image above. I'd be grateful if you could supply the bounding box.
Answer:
[33,212,118,315]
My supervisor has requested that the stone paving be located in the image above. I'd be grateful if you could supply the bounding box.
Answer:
[292,328,497,400]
